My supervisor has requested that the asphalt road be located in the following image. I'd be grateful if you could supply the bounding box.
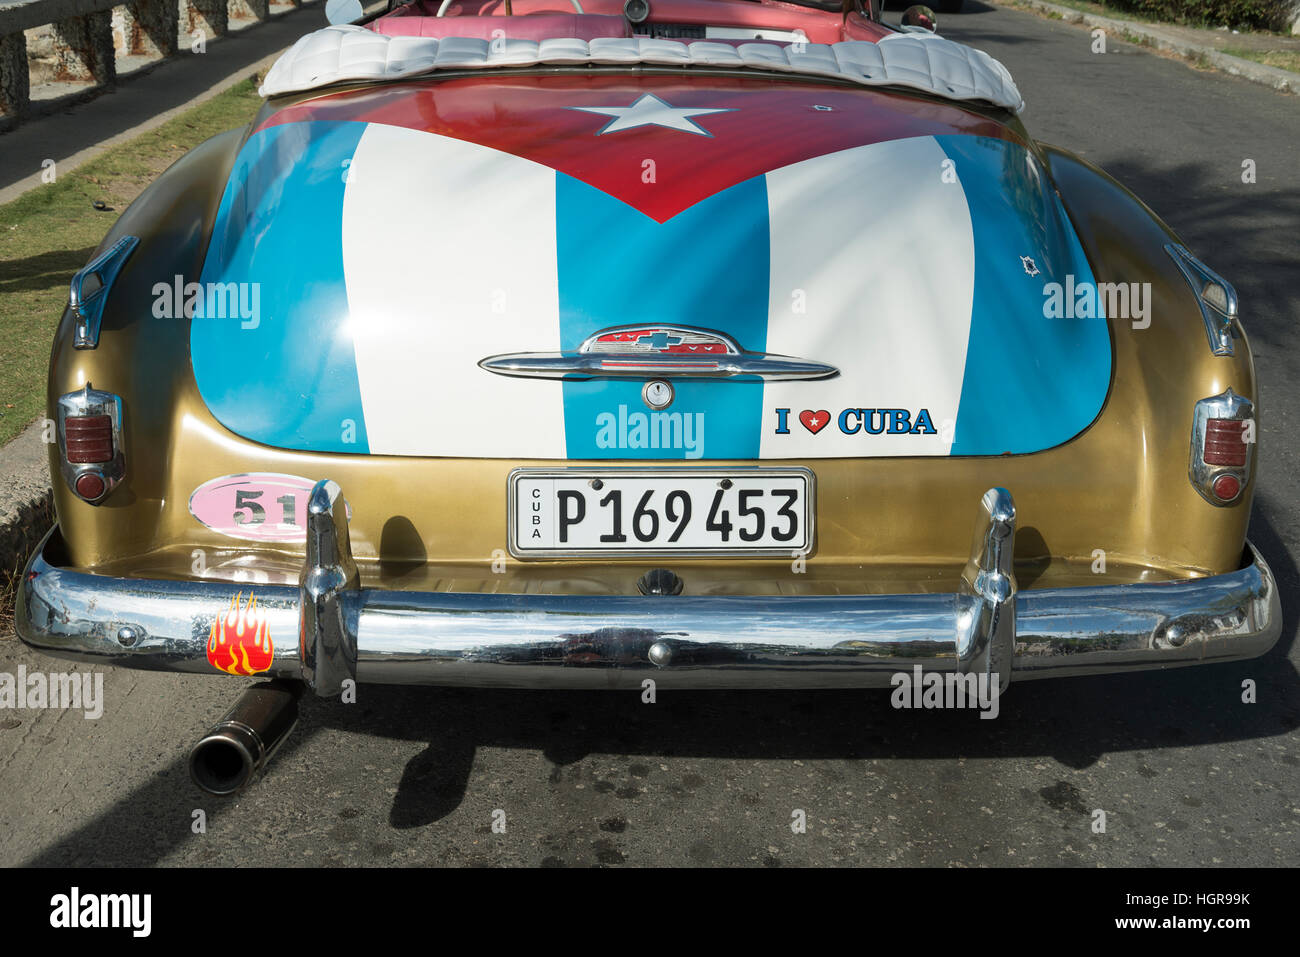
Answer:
[1,2,1297,867]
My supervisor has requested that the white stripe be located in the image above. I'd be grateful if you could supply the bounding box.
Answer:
[342,124,564,457]
[761,136,974,458]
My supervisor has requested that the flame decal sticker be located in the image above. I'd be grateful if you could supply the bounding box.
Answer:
[206,592,274,676]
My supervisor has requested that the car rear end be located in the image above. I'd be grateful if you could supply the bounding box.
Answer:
[18,29,1281,708]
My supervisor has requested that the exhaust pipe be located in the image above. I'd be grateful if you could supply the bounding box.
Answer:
[189,680,302,795]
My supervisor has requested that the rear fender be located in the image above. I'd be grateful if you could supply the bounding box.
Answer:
[1043,144,1257,569]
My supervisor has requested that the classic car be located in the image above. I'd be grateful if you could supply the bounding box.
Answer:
[16,0,1280,794]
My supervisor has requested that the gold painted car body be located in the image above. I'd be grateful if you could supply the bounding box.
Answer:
[46,84,1256,597]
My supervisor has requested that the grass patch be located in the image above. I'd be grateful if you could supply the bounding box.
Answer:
[1223,46,1300,70]
[0,573,13,637]
[1008,0,1148,22]
[0,553,22,641]
[0,75,262,446]
[1008,0,1296,34]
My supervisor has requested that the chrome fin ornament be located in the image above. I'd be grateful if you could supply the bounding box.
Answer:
[71,236,139,350]
[1165,243,1239,357]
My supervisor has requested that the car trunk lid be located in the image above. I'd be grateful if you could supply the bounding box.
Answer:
[190,73,1111,460]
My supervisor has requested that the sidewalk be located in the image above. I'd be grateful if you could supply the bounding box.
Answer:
[0,421,52,579]
[1004,0,1300,94]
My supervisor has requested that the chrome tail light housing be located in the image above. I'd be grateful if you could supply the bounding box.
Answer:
[56,385,124,504]
[1189,388,1252,506]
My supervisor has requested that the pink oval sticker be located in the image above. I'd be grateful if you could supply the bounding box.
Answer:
[189,473,350,543]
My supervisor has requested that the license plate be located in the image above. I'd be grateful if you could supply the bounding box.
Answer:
[509,468,814,558]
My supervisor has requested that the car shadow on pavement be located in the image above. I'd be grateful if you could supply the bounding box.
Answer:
[372,496,1299,828]
[13,730,313,866]
[375,662,1299,830]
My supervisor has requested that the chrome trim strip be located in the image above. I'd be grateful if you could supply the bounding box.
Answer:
[1165,243,1238,357]
[505,466,816,560]
[480,353,839,380]
[17,525,1281,691]
[70,236,139,350]
[481,323,838,381]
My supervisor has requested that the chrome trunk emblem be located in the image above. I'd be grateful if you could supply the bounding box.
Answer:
[479,324,838,381]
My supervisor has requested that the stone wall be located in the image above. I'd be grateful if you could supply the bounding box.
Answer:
[0,0,316,124]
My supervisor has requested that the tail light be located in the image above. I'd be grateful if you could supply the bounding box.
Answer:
[56,384,124,504]
[1190,389,1252,506]
[64,415,114,463]
[1202,418,1248,466]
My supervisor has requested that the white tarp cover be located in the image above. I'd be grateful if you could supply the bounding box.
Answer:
[259,25,1025,113]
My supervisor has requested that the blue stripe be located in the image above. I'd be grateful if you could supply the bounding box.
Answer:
[192,121,370,453]
[937,135,1111,455]
[555,173,770,460]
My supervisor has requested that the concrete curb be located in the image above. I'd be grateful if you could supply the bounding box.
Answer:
[1004,0,1300,95]
[0,421,53,580]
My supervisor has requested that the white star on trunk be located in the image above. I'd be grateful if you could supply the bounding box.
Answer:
[570,93,734,136]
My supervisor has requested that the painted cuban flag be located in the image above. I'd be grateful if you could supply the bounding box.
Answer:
[191,76,1110,460]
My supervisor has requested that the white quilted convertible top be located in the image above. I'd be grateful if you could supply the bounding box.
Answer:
[259,24,1024,112]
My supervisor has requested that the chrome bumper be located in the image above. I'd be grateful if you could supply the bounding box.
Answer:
[16,483,1282,693]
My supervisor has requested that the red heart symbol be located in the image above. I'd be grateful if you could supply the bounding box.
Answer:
[799,410,831,434]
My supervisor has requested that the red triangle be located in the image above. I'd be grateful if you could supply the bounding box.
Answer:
[263,73,1016,222]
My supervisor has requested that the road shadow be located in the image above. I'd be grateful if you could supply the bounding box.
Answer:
[18,731,319,867]
[1084,155,1300,359]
